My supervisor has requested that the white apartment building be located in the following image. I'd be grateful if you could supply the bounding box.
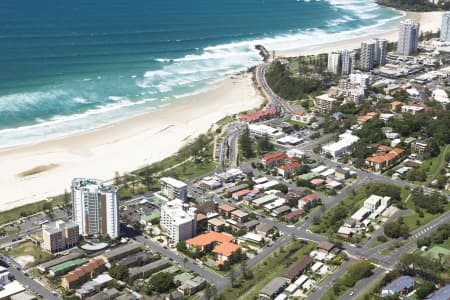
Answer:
[398,19,420,56]
[327,51,341,74]
[160,199,197,243]
[313,94,337,114]
[441,12,450,42]
[322,131,360,159]
[71,178,120,238]
[160,177,188,201]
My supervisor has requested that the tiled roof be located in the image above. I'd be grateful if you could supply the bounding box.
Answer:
[279,162,301,171]
[212,242,240,257]
[218,204,236,212]
[186,232,233,247]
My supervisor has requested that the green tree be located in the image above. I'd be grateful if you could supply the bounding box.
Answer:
[108,264,129,281]
[239,127,254,158]
[149,272,175,293]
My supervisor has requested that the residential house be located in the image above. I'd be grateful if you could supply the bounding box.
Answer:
[256,223,275,236]
[208,217,226,232]
[317,241,336,254]
[298,194,318,210]
[281,256,313,282]
[230,210,249,223]
[185,232,234,253]
[212,242,241,262]
[283,210,304,223]
[218,204,236,218]
[277,162,301,179]
[259,277,289,300]
[381,276,415,297]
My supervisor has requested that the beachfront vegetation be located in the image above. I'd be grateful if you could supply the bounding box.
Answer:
[265,58,333,101]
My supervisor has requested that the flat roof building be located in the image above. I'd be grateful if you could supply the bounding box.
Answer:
[160,199,197,243]
[42,220,79,254]
[160,177,188,201]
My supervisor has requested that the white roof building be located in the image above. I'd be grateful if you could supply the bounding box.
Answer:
[249,124,284,139]
[254,180,279,191]
[432,88,449,103]
[311,165,327,173]
[160,199,196,243]
[286,149,305,158]
[322,131,360,159]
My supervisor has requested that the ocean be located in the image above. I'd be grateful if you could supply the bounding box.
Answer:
[0,0,402,148]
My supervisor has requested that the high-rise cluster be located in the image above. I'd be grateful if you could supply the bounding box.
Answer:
[327,50,356,75]
[360,38,388,72]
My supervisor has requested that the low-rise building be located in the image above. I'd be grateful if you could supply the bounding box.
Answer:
[218,204,236,218]
[261,152,291,168]
[259,277,289,300]
[317,241,336,254]
[186,232,234,252]
[425,284,450,300]
[249,124,284,139]
[207,217,226,232]
[160,177,188,201]
[240,108,277,123]
[298,194,317,210]
[212,242,241,262]
[61,258,106,290]
[281,256,313,283]
[178,276,206,296]
[411,139,429,156]
[381,276,415,297]
[322,131,360,159]
[277,162,301,179]
[283,210,304,223]
[230,210,249,223]
[365,148,405,172]
[42,221,80,253]
[314,94,337,114]
[101,243,141,263]
[129,258,170,279]
[256,223,275,236]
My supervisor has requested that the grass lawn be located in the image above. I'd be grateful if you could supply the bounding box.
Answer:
[400,187,450,231]
[3,241,54,267]
[217,240,316,300]
[0,194,66,226]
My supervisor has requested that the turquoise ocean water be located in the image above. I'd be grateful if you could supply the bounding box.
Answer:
[0,0,402,148]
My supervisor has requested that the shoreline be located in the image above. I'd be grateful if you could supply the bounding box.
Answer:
[0,72,263,211]
[277,11,443,57]
[0,9,445,212]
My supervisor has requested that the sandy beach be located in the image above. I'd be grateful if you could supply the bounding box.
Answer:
[278,11,444,57]
[0,73,263,211]
[0,9,445,212]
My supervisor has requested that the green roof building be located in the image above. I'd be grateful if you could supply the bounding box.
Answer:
[48,258,88,277]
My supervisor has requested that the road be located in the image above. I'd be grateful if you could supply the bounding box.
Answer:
[134,235,230,292]
[8,267,61,300]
